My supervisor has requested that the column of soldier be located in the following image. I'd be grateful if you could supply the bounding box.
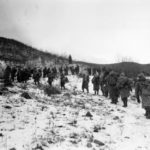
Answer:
[82,68,150,119]
[3,64,150,119]
[3,64,80,89]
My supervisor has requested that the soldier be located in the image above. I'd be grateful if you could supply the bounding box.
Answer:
[33,69,42,85]
[17,67,21,82]
[75,65,80,75]
[28,67,32,79]
[64,65,69,76]
[11,66,17,82]
[59,66,63,75]
[43,67,47,78]
[137,73,150,118]
[100,70,109,97]
[117,72,132,107]
[47,68,51,75]
[33,69,37,85]
[87,68,92,76]
[82,72,89,93]
[92,72,100,95]
[23,68,30,83]
[47,71,55,86]
[52,66,57,77]
[19,68,25,83]
[60,72,68,90]
[70,66,75,75]
[4,65,12,86]
[107,71,119,104]
[135,74,143,103]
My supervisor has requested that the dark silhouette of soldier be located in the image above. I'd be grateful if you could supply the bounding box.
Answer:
[82,73,89,93]
[60,72,67,90]
[33,69,42,85]
[4,65,12,86]
[47,72,55,86]
[11,66,17,82]
[43,67,47,78]
[92,72,100,95]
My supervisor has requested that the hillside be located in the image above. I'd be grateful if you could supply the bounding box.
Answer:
[0,37,67,64]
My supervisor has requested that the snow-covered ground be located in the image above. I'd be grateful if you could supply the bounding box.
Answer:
[0,75,150,150]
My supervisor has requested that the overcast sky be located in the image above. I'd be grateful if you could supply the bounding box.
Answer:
[0,0,150,64]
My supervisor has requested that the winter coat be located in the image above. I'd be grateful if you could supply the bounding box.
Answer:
[11,67,17,78]
[23,69,30,82]
[100,72,109,95]
[92,75,100,91]
[43,67,47,77]
[107,71,118,86]
[4,66,11,85]
[107,72,119,99]
[119,88,130,99]
[135,81,142,98]
[140,80,150,108]
[109,85,119,99]
[82,74,89,90]
[60,74,68,86]
[33,70,41,82]
[48,72,54,84]
[117,75,131,99]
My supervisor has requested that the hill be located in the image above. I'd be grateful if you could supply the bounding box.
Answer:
[0,37,67,65]
[78,60,150,77]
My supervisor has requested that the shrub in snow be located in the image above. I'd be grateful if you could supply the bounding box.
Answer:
[93,125,101,132]
[32,144,44,150]
[87,142,92,148]
[70,132,79,139]
[9,148,16,150]
[85,111,93,118]
[63,92,71,98]
[93,139,105,146]
[44,85,61,96]
[21,92,32,99]
[3,105,12,109]
[20,83,27,90]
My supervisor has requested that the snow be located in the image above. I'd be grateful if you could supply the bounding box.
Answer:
[0,75,150,150]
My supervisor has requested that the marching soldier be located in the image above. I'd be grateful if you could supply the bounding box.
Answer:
[60,72,68,90]
[117,73,132,107]
[47,71,55,86]
[92,72,100,95]
[4,65,12,86]
[137,73,150,119]
[82,72,89,93]
[107,71,119,104]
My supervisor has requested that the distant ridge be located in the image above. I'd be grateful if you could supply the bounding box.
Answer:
[77,59,150,76]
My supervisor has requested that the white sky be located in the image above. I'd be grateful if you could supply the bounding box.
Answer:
[0,0,150,64]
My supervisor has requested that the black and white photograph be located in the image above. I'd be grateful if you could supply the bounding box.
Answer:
[0,0,150,149]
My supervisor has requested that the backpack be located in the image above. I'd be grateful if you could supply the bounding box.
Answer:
[108,76,117,86]
[117,76,130,89]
